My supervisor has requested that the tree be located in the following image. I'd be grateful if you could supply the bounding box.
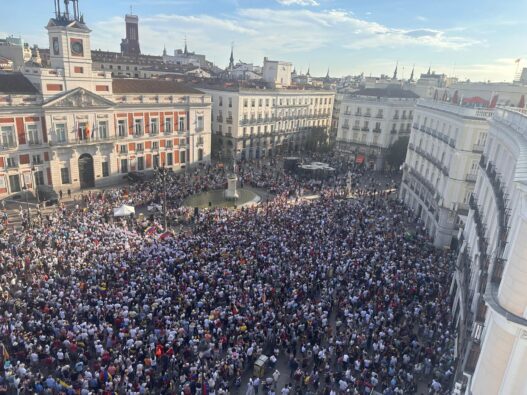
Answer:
[385,136,410,169]
[305,127,330,152]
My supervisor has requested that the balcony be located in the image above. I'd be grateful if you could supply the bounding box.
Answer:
[361,127,370,132]
[6,162,18,169]
[375,114,383,119]
[473,143,485,153]
[408,167,435,196]
[413,123,419,130]
[373,127,382,134]
[354,112,362,116]
[226,117,233,125]
[449,138,456,148]
[364,113,371,118]
[469,194,488,265]
[49,136,114,147]
[393,115,399,120]
[216,116,223,122]
[342,124,350,130]
[466,173,478,183]
[352,126,360,131]
[390,129,397,134]
[28,139,42,146]
[0,142,18,150]
[479,155,510,283]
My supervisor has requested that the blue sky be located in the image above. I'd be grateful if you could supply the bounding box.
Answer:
[1,0,526,81]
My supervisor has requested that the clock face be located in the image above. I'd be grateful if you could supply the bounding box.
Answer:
[70,39,84,57]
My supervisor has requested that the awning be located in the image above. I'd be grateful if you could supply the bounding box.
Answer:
[113,204,135,217]
[355,154,365,164]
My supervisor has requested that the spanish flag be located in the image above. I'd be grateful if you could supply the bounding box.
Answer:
[144,225,157,236]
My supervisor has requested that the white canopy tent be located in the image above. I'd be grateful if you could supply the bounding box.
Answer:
[113,204,136,217]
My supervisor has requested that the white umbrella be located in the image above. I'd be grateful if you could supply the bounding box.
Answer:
[113,204,135,217]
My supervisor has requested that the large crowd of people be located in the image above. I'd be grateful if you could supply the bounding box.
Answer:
[0,155,455,394]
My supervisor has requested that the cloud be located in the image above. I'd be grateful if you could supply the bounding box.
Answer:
[276,0,319,5]
[89,7,481,75]
[416,16,428,22]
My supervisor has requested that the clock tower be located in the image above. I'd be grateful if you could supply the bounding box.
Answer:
[46,0,93,82]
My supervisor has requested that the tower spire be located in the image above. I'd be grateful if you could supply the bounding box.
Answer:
[163,44,167,57]
[427,65,431,75]
[228,42,235,70]
[184,35,188,55]
[326,67,330,79]
[393,61,398,80]
[409,64,415,82]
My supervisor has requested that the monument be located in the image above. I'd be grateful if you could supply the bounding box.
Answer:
[225,151,239,200]
[225,174,239,200]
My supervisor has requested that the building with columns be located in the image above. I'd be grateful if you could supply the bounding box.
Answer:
[200,85,334,161]
[0,1,211,199]
[399,98,494,247]
[336,86,418,169]
[452,107,527,394]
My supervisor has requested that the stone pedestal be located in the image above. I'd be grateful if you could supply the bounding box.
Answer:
[225,174,239,200]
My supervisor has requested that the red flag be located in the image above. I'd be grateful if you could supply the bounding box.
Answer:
[451,90,459,104]
[489,94,499,108]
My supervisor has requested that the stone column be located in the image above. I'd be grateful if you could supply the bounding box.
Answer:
[471,313,515,395]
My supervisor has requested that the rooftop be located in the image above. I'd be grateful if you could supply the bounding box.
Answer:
[418,98,494,120]
[0,73,39,94]
[112,78,203,95]
[353,86,420,99]
[198,80,333,94]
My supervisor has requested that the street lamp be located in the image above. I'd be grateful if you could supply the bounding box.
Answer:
[31,166,40,205]
[156,163,168,231]
[22,176,30,229]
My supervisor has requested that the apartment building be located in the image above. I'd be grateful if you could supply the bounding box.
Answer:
[453,107,527,394]
[336,86,418,169]
[201,86,334,160]
[399,99,493,247]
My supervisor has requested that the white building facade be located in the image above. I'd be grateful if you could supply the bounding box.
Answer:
[0,3,211,200]
[201,87,334,160]
[399,99,493,247]
[262,58,292,88]
[336,87,418,169]
[454,108,527,394]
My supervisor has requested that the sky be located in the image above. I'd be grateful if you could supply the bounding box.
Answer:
[1,0,526,82]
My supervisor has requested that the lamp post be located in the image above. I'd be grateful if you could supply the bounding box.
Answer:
[31,166,40,205]
[158,163,168,231]
[22,175,30,229]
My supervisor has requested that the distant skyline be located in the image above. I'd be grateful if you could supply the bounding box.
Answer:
[1,0,526,82]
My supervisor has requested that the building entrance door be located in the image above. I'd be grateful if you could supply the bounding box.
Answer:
[78,153,95,189]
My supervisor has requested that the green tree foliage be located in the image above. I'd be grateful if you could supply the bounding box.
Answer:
[386,136,410,169]
[305,127,330,152]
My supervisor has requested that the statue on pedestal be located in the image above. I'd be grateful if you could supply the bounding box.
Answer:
[346,171,353,197]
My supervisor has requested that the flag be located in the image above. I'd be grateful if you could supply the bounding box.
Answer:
[1,344,9,361]
[515,58,521,64]
[158,231,172,240]
[144,225,158,236]
[202,380,208,395]
[489,94,499,109]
